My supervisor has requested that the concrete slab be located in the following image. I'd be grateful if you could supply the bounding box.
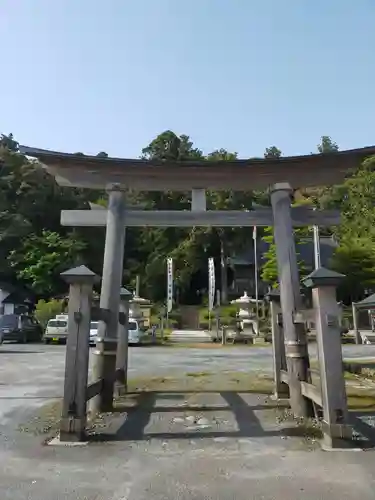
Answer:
[48,436,89,446]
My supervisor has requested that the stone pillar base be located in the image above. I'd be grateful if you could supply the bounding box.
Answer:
[60,417,87,442]
[321,421,354,450]
[114,368,127,397]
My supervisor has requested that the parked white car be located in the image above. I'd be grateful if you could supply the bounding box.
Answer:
[44,317,68,344]
[89,319,151,346]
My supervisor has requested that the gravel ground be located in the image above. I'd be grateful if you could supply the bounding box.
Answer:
[2,342,375,499]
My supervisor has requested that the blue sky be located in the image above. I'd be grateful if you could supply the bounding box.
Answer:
[1,0,374,158]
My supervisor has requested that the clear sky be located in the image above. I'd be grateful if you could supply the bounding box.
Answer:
[1,0,374,158]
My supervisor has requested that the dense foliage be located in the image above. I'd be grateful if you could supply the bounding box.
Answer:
[0,131,374,305]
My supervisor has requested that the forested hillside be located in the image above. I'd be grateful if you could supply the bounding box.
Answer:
[1,131,374,305]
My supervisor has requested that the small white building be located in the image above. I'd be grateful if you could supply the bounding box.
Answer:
[0,282,34,316]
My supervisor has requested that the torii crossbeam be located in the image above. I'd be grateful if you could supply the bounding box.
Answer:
[61,206,340,227]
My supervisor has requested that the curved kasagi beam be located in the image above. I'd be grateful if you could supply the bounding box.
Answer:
[20,145,375,191]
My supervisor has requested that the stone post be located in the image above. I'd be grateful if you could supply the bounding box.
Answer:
[270,183,313,418]
[59,265,99,442]
[266,288,289,399]
[92,186,126,413]
[115,287,132,396]
[303,267,352,449]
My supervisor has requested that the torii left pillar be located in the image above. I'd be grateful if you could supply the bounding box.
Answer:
[92,185,126,413]
[59,265,98,441]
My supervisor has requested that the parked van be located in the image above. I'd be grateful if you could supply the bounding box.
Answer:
[128,319,153,345]
[44,317,68,344]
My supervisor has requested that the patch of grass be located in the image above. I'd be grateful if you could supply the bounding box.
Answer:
[276,407,323,442]
[18,400,62,436]
[348,395,375,410]
[127,371,273,394]
[186,371,212,377]
[346,383,375,410]
[155,341,269,349]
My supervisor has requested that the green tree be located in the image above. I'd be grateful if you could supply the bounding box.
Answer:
[260,226,309,288]
[127,131,204,302]
[317,135,339,153]
[319,155,375,302]
[35,299,65,327]
[264,146,282,159]
[142,130,203,161]
[133,136,254,303]
[331,238,375,302]
[206,149,254,303]
[260,226,278,286]
[299,136,340,206]
[8,230,86,296]
[0,133,101,290]
[337,157,375,240]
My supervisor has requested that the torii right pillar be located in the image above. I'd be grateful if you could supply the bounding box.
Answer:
[303,267,352,449]
[270,183,313,418]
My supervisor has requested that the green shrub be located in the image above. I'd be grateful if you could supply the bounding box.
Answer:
[220,304,238,318]
[220,316,237,327]
[35,299,65,327]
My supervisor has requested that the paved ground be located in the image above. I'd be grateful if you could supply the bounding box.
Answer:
[3,342,375,423]
[2,342,375,499]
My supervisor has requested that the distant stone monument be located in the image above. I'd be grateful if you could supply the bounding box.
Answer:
[231,291,258,334]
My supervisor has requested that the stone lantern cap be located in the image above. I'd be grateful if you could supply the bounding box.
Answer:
[120,287,132,300]
[130,295,151,305]
[302,267,345,289]
[231,291,252,305]
[60,265,99,285]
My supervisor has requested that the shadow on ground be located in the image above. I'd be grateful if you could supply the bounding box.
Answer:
[87,390,315,443]
[350,411,375,449]
[0,349,44,354]
[85,390,375,450]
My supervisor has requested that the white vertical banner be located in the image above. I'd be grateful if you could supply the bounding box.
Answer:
[167,257,173,313]
[208,257,215,311]
[253,225,259,334]
[313,225,321,269]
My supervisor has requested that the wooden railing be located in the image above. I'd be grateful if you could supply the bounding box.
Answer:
[280,369,323,407]
[86,368,124,403]
[86,380,102,402]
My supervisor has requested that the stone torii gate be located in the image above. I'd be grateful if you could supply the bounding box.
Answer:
[20,145,375,420]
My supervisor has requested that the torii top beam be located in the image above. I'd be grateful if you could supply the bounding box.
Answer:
[19,146,375,191]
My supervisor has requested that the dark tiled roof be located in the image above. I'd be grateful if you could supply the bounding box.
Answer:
[2,292,33,304]
[230,237,337,268]
[356,293,375,309]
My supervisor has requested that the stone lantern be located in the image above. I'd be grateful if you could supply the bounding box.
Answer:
[231,291,257,334]
[129,294,151,330]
